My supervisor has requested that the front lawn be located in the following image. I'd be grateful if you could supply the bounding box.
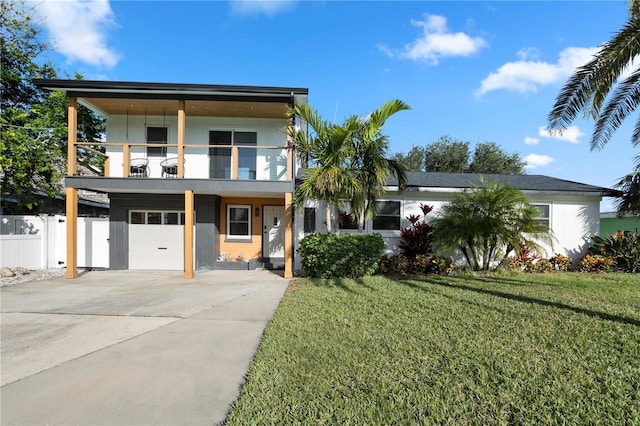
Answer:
[225,273,640,425]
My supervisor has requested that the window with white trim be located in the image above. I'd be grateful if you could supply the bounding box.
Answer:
[532,204,550,230]
[373,201,401,230]
[227,204,251,240]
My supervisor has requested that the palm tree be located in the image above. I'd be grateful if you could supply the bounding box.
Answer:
[548,1,640,214]
[348,99,410,231]
[287,104,360,234]
[432,180,552,271]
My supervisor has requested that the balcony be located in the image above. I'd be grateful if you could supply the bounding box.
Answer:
[68,141,294,197]
[74,141,292,180]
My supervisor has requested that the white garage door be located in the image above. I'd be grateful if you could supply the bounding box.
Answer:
[129,211,184,270]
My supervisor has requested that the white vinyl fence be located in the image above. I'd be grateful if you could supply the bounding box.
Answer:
[1,215,109,269]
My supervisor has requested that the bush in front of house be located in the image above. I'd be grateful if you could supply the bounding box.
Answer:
[588,230,640,273]
[377,253,455,275]
[577,254,616,273]
[299,233,385,278]
[549,253,572,271]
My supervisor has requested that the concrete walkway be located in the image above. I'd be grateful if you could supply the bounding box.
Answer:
[1,270,289,425]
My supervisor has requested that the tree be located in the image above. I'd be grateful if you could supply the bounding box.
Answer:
[0,0,105,211]
[547,1,640,214]
[287,104,360,234]
[468,141,525,174]
[425,136,469,172]
[432,180,551,271]
[391,145,425,172]
[348,99,409,231]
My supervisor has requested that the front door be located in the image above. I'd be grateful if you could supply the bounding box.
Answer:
[263,206,285,259]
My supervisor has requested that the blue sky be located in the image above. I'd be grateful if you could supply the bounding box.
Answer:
[33,0,635,210]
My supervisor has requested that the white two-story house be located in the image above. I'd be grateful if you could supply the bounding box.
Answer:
[36,79,308,279]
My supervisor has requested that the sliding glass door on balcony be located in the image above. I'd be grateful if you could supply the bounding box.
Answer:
[208,130,257,179]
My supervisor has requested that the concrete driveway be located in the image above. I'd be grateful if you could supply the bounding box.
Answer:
[1,270,289,425]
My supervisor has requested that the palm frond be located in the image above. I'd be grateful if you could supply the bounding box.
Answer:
[592,68,640,149]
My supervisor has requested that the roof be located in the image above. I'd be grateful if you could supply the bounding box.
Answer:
[34,79,309,99]
[35,79,308,119]
[385,172,621,197]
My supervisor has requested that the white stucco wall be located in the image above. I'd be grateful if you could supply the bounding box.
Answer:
[293,191,603,271]
[105,115,288,179]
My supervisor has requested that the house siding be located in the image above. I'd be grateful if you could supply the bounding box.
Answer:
[108,193,220,270]
[219,196,284,261]
[294,193,603,270]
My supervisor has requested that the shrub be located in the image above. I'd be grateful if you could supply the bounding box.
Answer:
[507,246,540,271]
[589,230,640,272]
[426,256,455,275]
[577,255,616,273]
[399,204,434,257]
[549,253,572,271]
[378,254,409,275]
[526,258,554,273]
[378,254,454,275]
[299,233,385,278]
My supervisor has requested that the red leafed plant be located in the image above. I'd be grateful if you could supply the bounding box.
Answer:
[399,204,434,258]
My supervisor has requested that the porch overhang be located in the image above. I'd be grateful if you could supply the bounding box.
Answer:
[65,176,294,198]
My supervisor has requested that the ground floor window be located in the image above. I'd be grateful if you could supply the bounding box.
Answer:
[373,201,401,230]
[227,204,251,240]
[532,204,550,230]
[304,207,316,233]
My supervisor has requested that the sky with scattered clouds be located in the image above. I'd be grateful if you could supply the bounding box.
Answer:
[31,0,635,211]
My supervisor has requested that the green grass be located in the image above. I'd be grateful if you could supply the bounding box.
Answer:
[225,273,640,425]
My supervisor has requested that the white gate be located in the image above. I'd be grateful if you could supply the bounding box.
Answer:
[0,215,109,269]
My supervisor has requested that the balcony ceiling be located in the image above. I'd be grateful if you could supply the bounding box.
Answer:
[82,98,290,119]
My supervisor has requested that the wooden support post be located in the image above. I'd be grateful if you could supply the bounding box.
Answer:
[231,146,239,180]
[286,116,294,181]
[178,100,186,178]
[68,98,77,176]
[284,192,293,278]
[66,98,78,278]
[65,188,78,278]
[104,157,110,177]
[123,144,130,177]
[184,189,194,279]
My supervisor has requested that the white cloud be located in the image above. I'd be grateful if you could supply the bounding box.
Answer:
[538,125,583,144]
[35,0,119,68]
[476,46,598,96]
[524,136,539,145]
[229,0,296,16]
[524,154,554,170]
[381,14,487,65]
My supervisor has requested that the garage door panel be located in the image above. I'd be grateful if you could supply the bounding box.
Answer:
[129,225,184,270]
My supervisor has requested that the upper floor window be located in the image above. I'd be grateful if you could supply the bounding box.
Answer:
[373,201,401,230]
[209,130,257,179]
[147,126,168,157]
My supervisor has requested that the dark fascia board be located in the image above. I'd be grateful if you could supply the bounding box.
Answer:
[34,79,309,99]
[65,176,294,194]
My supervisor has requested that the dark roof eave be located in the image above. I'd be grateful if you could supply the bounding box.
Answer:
[34,79,309,98]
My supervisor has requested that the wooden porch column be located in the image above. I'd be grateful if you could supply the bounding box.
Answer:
[284,192,293,278]
[177,100,186,178]
[66,97,78,278]
[122,144,130,177]
[184,189,194,278]
[286,116,294,181]
[231,146,239,179]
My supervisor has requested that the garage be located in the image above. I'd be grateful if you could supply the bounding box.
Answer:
[128,210,185,270]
